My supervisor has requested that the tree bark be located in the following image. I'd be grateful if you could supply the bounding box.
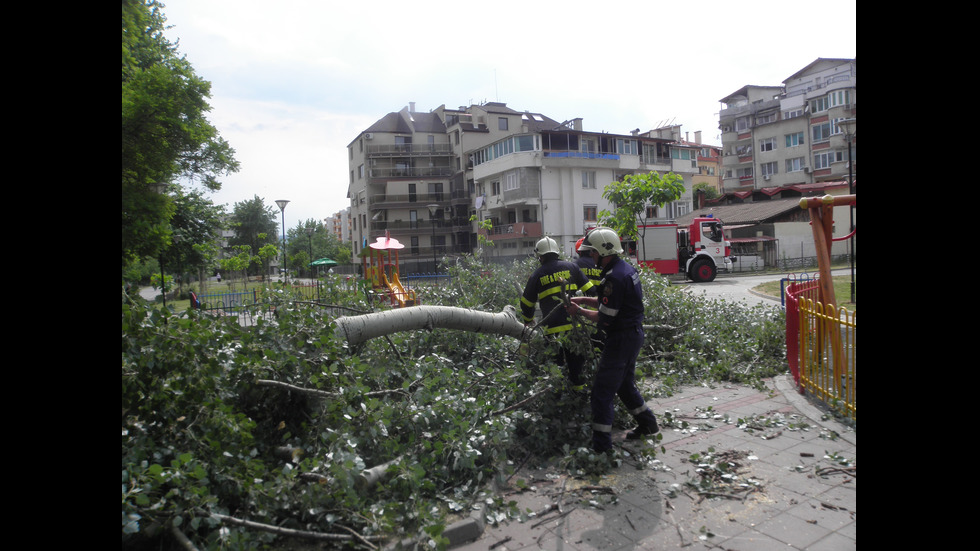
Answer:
[334,305,530,346]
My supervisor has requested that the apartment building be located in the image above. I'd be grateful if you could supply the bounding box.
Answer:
[329,209,350,243]
[719,58,856,192]
[347,102,704,270]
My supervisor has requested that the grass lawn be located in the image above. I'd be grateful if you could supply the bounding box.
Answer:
[753,275,855,312]
[146,279,279,313]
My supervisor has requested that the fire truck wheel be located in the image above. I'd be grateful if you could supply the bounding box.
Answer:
[690,258,717,283]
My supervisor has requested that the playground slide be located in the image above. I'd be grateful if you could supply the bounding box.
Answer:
[381,271,417,307]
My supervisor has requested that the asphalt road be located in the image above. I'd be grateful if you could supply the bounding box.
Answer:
[673,272,788,308]
[672,268,853,309]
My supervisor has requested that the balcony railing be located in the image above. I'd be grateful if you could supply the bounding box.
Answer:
[368,167,454,179]
[366,144,453,156]
[478,221,542,241]
[368,193,448,206]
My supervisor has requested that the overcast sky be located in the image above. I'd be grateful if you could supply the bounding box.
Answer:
[160,0,856,231]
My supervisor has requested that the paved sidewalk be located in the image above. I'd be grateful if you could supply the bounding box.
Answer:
[449,375,855,550]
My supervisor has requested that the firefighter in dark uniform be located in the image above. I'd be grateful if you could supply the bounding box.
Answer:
[520,236,596,390]
[574,236,603,289]
[565,227,660,452]
[574,234,605,352]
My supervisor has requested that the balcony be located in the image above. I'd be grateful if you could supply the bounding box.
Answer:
[366,143,453,156]
[640,155,671,170]
[368,166,454,179]
[479,221,542,242]
[368,192,449,208]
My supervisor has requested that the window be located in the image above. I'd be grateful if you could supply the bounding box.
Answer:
[813,150,845,170]
[783,108,803,120]
[785,132,804,147]
[584,205,597,222]
[759,137,776,152]
[428,182,443,201]
[616,139,637,155]
[581,171,596,189]
[491,180,501,195]
[760,162,778,178]
[756,112,776,125]
[785,157,805,172]
[504,171,519,191]
[358,164,364,179]
[829,89,851,107]
[646,206,658,219]
[812,122,832,142]
[498,117,508,131]
[810,96,831,113]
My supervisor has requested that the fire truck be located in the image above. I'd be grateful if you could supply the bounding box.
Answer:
[630,215,736,282]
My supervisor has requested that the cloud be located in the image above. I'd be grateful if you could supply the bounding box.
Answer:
[162,0,856,230]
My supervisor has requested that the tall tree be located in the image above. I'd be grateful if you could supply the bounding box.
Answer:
[286,219,352,276]
[228,196,278,276]
[122,0,238,268]
[165,188,226,289]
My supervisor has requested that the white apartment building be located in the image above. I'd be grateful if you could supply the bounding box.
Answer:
[719,58,856,191]
[347,102,704,270]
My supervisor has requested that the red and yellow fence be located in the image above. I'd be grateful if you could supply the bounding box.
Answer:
[785,193,856,420]
[786,279,856,419]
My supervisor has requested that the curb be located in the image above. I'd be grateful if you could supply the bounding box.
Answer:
[774,374,856,446]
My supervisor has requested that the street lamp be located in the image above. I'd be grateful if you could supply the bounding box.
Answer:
[427,204,439,273]
[306,226,315,280]
[275,200,289,283]
[837,118,856,304]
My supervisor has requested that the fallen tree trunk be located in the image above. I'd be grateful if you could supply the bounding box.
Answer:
[334,305,530,346]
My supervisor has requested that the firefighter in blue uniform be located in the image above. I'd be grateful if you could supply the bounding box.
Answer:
[566,227,660,452]
[574,236,603,289]
[520,236,596,389]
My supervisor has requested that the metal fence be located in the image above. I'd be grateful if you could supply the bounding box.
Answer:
[192,281,327,324]
[784,276,856,420]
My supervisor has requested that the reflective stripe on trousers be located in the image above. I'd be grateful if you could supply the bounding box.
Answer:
[590,325,651,449]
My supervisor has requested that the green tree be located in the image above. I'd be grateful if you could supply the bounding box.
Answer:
[286,219,352,276]
[165,187,226,293]
[122,0,238,268]
[598,171,685,243]
[227,196,278,277]
[692,182,720,210]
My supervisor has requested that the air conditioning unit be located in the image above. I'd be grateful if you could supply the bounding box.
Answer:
[763,175,770,181]
[803,166,810,173]
[364,133,374,140]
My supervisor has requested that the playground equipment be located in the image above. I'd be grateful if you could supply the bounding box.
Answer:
[795,194,857,416]
[798,194,856,311]
[363,232,418,308]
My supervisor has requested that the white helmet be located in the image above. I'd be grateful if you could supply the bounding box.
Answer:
[534,236,561,258]
[586,227,623,257]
